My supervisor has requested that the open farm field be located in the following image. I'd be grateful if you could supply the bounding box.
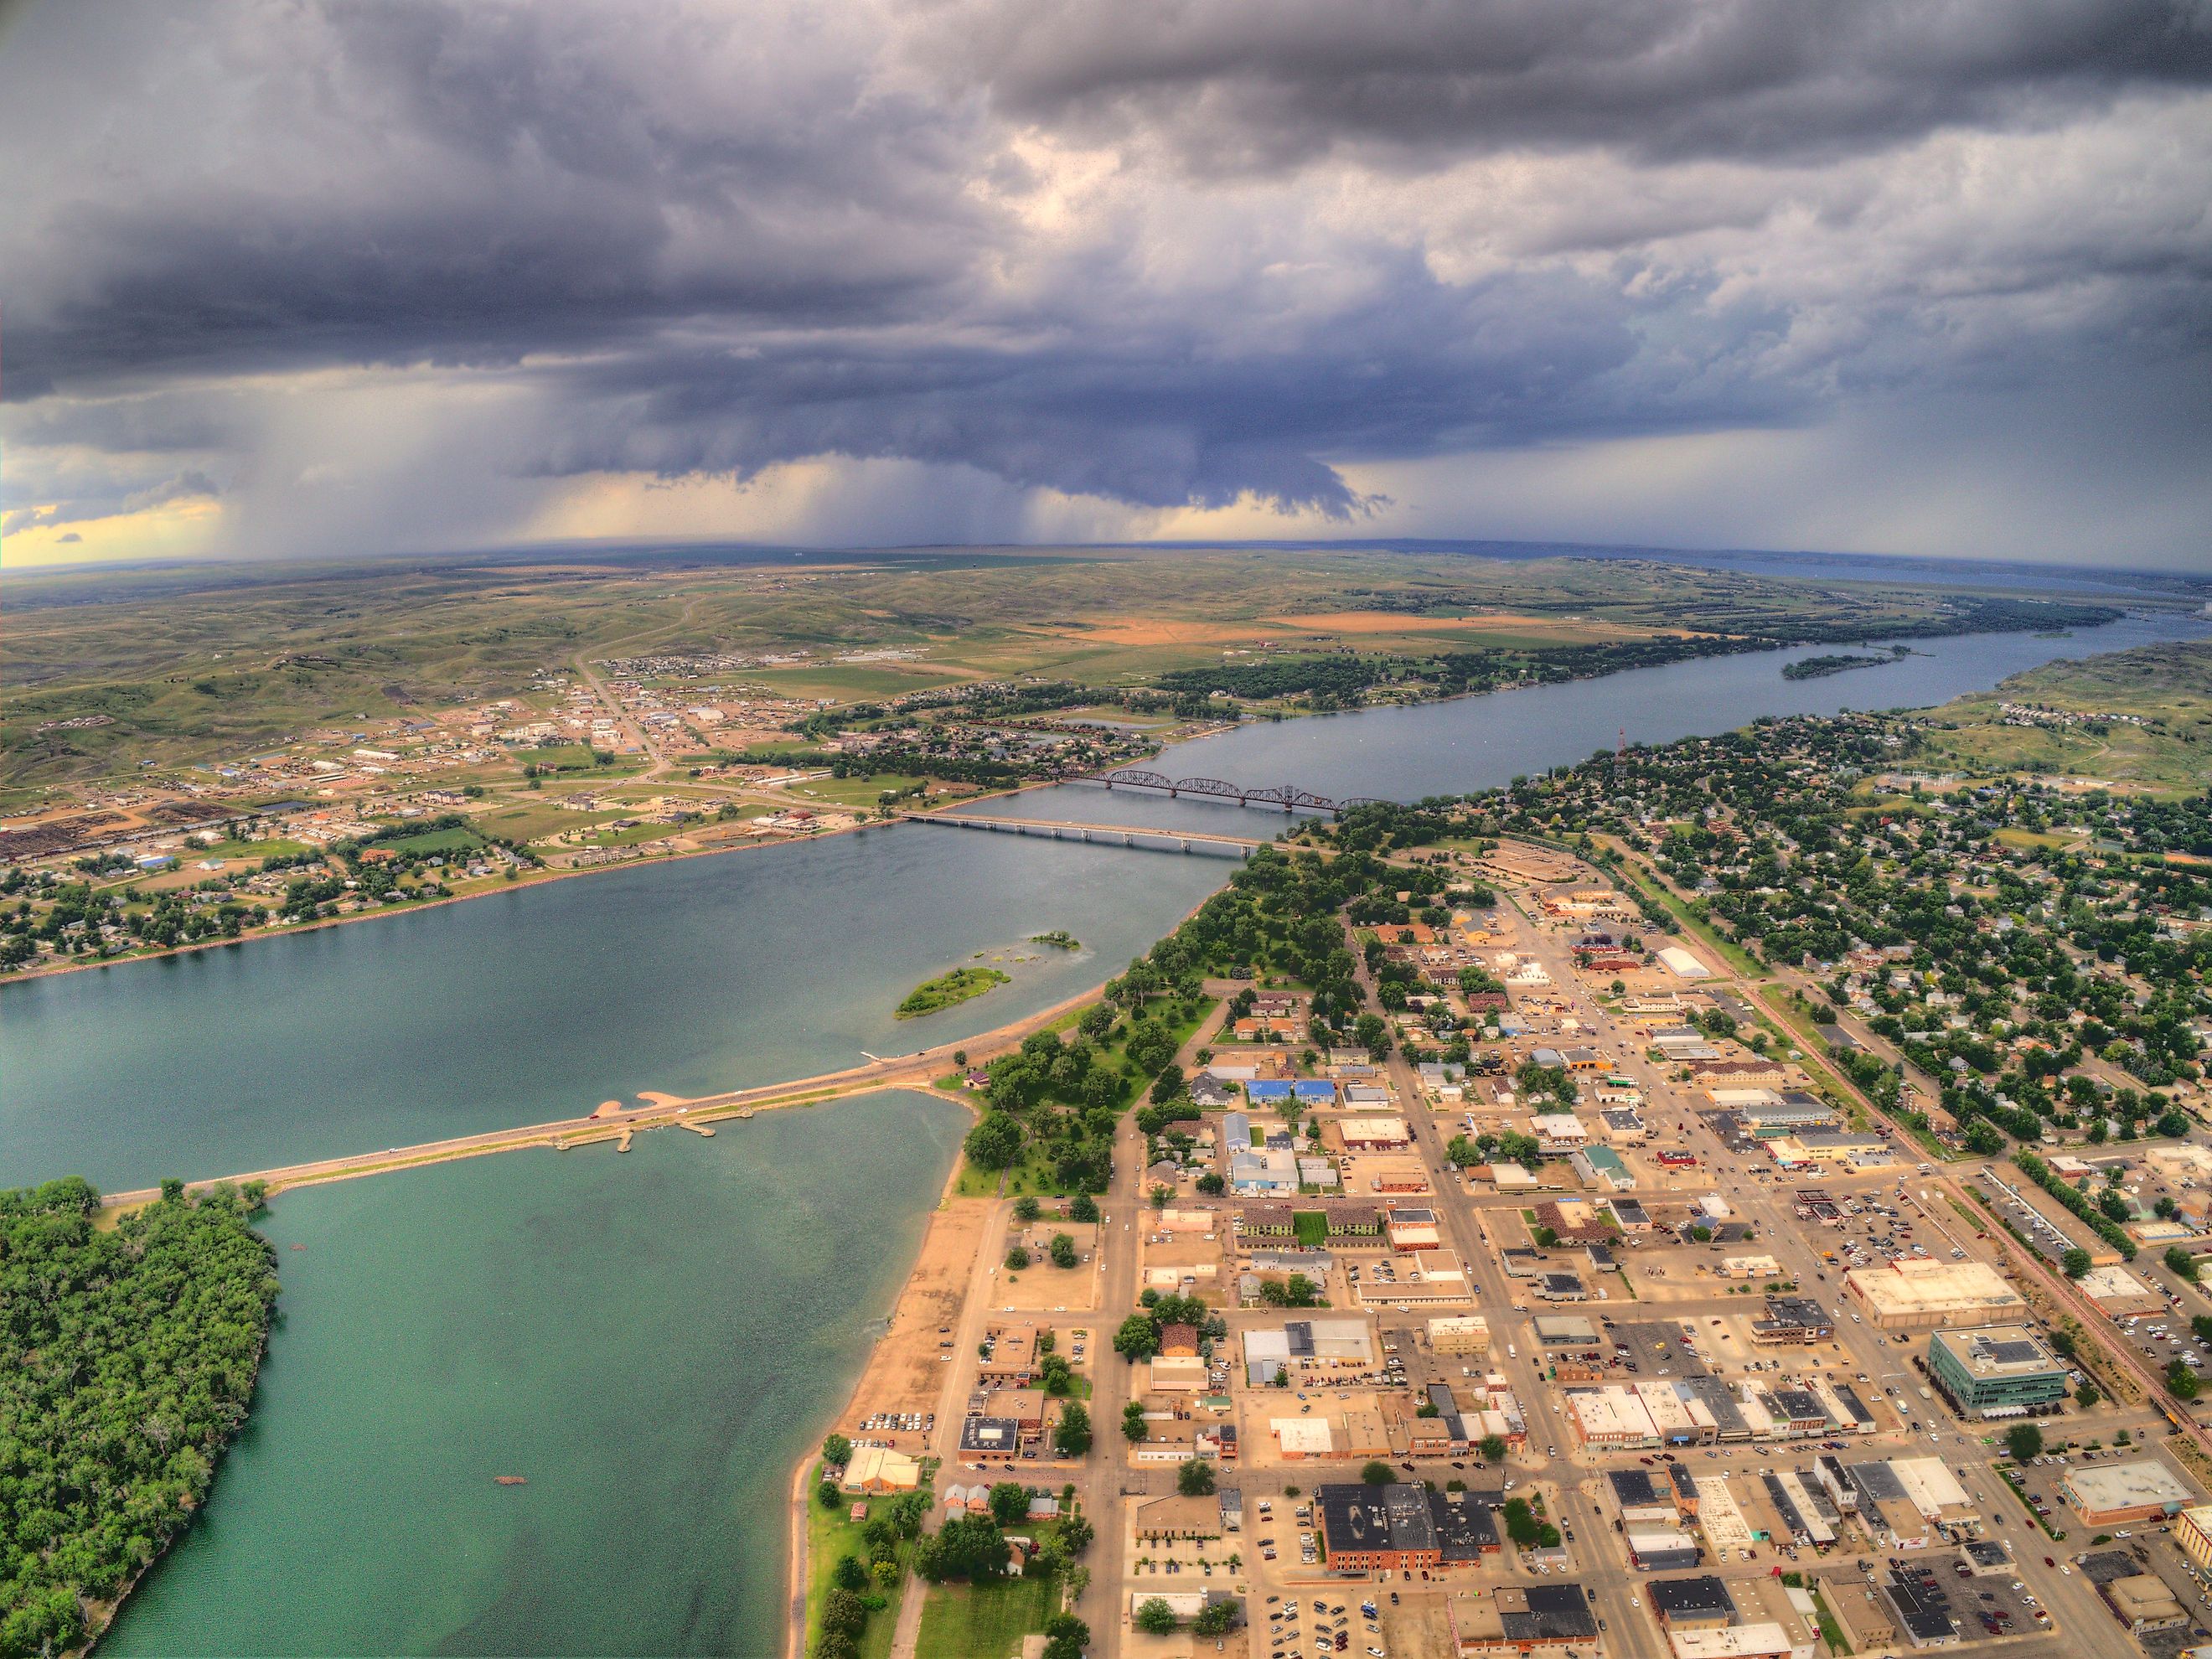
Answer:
[1,542,2138,797]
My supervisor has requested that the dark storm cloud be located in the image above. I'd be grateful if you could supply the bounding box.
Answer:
[519,256,1662,512]
[0,0,989,396]
[932,0,2212,169]
[1,0,2209,545]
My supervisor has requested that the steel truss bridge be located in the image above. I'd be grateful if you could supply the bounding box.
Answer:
[1079,768,1388,814]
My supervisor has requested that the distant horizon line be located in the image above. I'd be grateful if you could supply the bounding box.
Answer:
[4,532,2207,592]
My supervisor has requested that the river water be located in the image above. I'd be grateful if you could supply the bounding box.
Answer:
[972,612,2209,824]
[17,605,2204,1656]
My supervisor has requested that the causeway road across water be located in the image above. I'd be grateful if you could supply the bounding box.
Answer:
[96,975,1119,1210]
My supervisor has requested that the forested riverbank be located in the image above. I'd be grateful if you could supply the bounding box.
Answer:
[0,1180,277,1657]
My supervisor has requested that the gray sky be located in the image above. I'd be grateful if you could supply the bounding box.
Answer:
[3,0,2209,568]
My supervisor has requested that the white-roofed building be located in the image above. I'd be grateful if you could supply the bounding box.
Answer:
[1566,1388,1660,1450]
[1341,1117,1412,1150]
[1667,1624,1811,1659]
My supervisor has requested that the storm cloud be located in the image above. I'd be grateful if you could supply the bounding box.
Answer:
[3,0,2208,563]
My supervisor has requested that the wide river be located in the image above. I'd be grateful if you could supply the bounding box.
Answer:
[9,606,2199,1656]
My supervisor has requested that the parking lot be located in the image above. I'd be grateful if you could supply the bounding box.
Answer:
[1873,1552,2052,1646]
[2106,1307,2210,1380]
[1600,1317,1710,1378]
[1258,1589,1396,1659]
[1998,1458,2080,1538]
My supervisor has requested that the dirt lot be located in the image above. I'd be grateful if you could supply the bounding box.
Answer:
[1377,1591,1455,1659]
[833,1196,990,1444]
[998,1238,1102,1312]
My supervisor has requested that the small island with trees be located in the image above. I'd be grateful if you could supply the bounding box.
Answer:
[1,1176,280,1656]
[895,965,1010,1019]
[1027,932,1081,951]
[1782,647,1910,680]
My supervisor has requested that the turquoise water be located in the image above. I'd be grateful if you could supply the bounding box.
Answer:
[101,1090,964,1657]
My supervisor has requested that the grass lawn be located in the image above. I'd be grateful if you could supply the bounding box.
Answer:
[477,802,626,841]
[1292,1211,1327,1247]
[196,835,310,861]
[913,1573,1059,1659]
[804,1473,907,1659]
[955,1143,1077,1200]
[574,820,686,850]
[515,744,612,771]
[785,772,928,810]
[376,825,485,855]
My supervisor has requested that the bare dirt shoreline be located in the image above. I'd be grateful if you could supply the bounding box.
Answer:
[784,1155,992,1659]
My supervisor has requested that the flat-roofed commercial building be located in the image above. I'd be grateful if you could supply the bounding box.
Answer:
[1646,1576,1737,1631]
[2079,1264,2164,1319]
[1429,1315,1491,1356]
[1636,1380,1719,1446]
[1529,1114,1589,1152]
[1449,1585,1600,1655]
[1317,1481,1503,1572]
[1925,1326,2068,1419]
[1341,1116,1412,1150]
[1626,1529,1703,1570]
[1751,1296,1833,1346]
[1533,1315,1603,1355]
[2173,1504,2212,1575]
[1843,1258,2026,1332]
[1667,1624,1805,1659]
[1387,1207,1445,1251]
[2060,1459,2196,1526]
[1566,1387,1660,1450]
